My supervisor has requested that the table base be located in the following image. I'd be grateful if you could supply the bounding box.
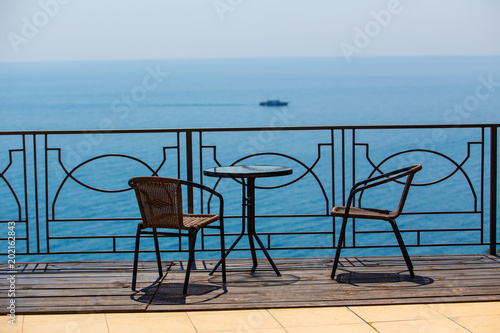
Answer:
[210,178,281,276]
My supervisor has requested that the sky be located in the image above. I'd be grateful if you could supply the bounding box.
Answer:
[0,0,500,62]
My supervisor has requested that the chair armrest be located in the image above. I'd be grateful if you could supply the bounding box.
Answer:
[178,179,224,202]
[350,165,419,194]
[178,179,224,218]
[344,165,421,211]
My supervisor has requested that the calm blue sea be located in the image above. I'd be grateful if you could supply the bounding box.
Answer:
[1,56,499,262]
[2,56,500,131]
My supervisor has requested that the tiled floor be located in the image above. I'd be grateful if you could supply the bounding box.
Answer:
[3,302,500,332]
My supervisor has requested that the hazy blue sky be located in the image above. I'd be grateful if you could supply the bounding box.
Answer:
[1,0,500,62]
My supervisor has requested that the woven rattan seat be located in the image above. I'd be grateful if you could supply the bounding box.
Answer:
[129,176,226,295]
[144,213,219,231]
[181,214,220,229]
[331,206,391,220]
[331,165,422,279]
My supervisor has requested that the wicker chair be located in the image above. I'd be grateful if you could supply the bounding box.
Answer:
[129,176,226,295]
[331,164,422,279]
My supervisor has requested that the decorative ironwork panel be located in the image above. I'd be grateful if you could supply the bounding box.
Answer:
[0,125,497,260]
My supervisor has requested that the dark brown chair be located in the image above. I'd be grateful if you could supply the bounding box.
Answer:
[331,164,422,279]
[129,176,226,295]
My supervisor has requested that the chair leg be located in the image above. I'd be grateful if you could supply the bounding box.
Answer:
[152,228,163,278]
[331,215,349,279]
[183,229,198,295]
[389,218,415,278]
[132,225,142,291]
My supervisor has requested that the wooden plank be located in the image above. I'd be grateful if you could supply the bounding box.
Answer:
[2,255,500,314]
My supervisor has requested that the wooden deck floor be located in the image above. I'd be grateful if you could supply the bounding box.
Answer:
[2,254,500,314]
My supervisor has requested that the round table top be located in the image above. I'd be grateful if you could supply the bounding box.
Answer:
[204,165,293,178]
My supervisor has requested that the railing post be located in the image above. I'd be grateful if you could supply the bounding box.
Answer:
[490,126,497,255]
[186,130,194,213]
[33,134,40,253]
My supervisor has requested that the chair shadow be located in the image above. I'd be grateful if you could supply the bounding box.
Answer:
[335,271,434,286]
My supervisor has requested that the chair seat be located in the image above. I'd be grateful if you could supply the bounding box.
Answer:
[182,214,219,230]
[140,213,219,231]
[331,206,391,220]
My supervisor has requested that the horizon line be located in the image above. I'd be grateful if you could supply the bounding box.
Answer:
[2,54,500,64]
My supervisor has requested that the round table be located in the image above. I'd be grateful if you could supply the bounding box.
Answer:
[204,165,293,276]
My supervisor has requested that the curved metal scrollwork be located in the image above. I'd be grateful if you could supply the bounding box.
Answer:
[0,149,24,221]
[357,143,481,210]
[203,142,333,214]
[51,152,160,216]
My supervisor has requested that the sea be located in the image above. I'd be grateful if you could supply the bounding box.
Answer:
[2,56,500,131]
[1,56,499,262]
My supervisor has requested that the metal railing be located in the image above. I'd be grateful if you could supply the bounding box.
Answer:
[0,124,498,260]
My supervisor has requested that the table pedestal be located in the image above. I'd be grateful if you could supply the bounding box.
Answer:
[210,178,281,276]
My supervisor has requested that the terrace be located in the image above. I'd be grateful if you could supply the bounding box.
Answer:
[1,124,499,323]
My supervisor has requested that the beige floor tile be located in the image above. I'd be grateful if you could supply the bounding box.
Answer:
[0,315,23,333]
[196,329,288,333]
[268,306,365,327]
[429,301,500,317]
[106,312,196,333]
[23,314,108,333]
[452,314,500,333]
[187,309,282,332]
[286,322,377,333]
[349,304,444,322]
[372,318,470,333]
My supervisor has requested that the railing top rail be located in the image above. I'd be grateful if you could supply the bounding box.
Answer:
[1,123,499,135]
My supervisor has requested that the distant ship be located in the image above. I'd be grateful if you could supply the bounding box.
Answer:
[259,100,288,106]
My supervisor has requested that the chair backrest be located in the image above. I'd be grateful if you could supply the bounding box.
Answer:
[389,164,422,218]
[129,177,185,229]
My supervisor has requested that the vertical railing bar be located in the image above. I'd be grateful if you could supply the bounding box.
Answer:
[352,129,356,247]
[199,129,205,247]
[186,130,194,214]
[340,129,346,249]
[45,134,50,253]
[490,125,497,255]
[331,129,335,205]
[331,129,335,247]
[176,131,181,178]
[199,131,204,214]
[22,135,30,253]
[480,127,485,244]
[198,131,203,183]
[33,135,41,253]
[352,129,356,186]
[177,131,183,250]
[341,129,346,205]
